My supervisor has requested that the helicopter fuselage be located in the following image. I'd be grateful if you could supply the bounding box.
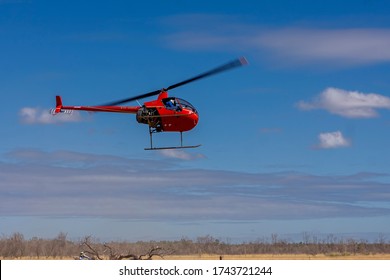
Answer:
[53,92,199,133]
[136,92,199,132]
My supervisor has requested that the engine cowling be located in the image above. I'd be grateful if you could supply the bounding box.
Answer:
[136,107,161,131]
[136,107,149,124]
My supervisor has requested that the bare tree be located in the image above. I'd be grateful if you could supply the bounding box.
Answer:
[3,232,25,258]
[28,237,44,259]
[78,236,173,260]
[104,243,170,260]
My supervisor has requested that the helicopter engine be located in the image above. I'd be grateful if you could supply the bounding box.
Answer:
[136,106,161,131]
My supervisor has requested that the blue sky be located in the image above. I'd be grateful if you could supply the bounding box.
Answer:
[1,0,390,242]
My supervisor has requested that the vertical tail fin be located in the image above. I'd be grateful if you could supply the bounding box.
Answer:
[56,95,63,108]
[51,95,63,114]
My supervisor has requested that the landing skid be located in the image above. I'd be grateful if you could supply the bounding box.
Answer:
[145,144,201,151]
[145,128,201,151]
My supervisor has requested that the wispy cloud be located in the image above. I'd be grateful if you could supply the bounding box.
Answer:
[256,28,390,66]
[297,87,390,118]
[1,149,389,221]
[158,149,206,160]
[316,131,351,149]
[162,14,390,67]
[19,107,85,124]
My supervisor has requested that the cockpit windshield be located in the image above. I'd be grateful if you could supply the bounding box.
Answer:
[162,97,197,113]
[176,98,197,113]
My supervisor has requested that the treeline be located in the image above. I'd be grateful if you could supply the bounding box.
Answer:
[1,232,389,259]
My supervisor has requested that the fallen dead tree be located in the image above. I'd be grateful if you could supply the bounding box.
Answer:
[78,236,173,260]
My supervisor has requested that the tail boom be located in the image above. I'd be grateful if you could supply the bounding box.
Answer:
[51,95,140,115]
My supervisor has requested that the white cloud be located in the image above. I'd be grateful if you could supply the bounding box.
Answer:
[317,131,351,149]
[19,107,84,124]
[163,15,390,66]
[256,28,390,66]
[158,149,205,160]
[297,87,390,118]
[2,149,390,221]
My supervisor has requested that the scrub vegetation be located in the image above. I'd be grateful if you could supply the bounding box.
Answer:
[1,232,390,260]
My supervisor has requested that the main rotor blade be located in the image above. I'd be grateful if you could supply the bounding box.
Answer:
[102,89,162,106]
[166,57,248,91]
[102,57,248,106]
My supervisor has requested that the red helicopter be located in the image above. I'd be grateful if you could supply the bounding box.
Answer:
[52,57,248,150]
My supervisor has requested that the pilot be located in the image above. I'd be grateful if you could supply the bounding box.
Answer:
[165,99,176,109]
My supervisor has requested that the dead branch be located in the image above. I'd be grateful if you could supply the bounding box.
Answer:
[80,236,101,260]
[139,246,168,260]
[102,243,138,260]
[79,236,173,260]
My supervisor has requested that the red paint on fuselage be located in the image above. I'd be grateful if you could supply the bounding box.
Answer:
[144,92,199,132]
[54,91,199,133]
[159,108,198,132]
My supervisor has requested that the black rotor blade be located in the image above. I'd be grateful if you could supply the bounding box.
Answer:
[102,57,248,106]
[102,89,162,106]
[166,56,248,91]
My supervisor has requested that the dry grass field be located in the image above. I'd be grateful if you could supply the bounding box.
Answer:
[5,254,390,260]
[163,254,390,260]
[2,253,390,260]
[2,232,390,260]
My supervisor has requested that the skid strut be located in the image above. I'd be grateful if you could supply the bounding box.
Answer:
[145,127,201,150]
